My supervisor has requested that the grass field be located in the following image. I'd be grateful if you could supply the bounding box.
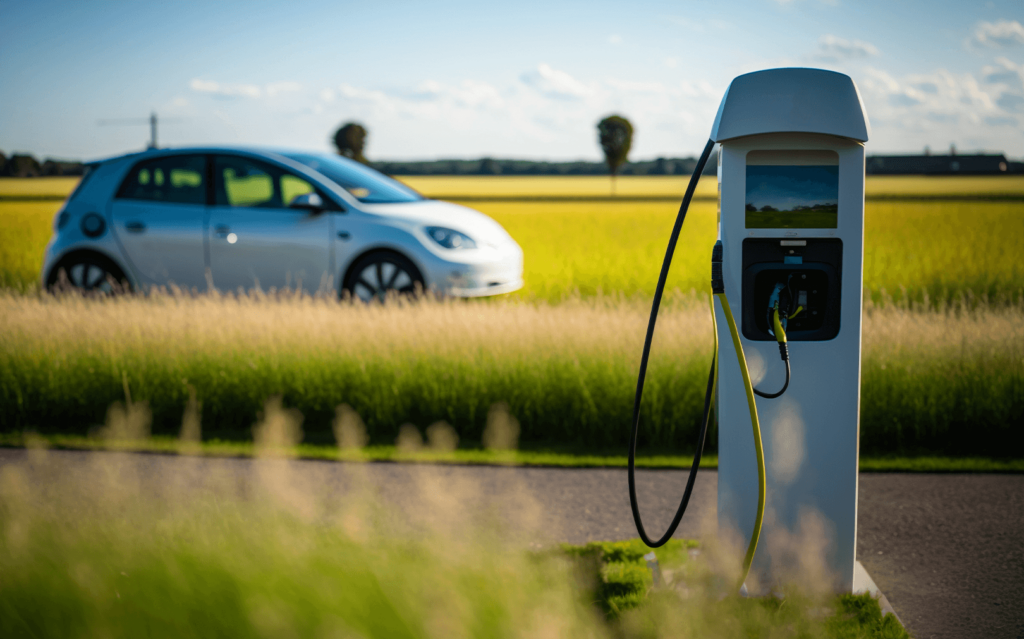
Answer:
[2,183,1022,304]
[5,173,1024,200]
[2,292,1020,456]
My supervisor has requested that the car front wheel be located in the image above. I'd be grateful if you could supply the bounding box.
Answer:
[343,251,424,302]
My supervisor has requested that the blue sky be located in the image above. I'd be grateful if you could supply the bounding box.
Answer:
[2,0,1023,161]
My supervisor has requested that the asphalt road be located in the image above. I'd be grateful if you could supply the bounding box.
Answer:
[1,449,1021,638]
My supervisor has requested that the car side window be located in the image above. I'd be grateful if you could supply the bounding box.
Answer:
[215,156,316,209]
[116,155,206,205]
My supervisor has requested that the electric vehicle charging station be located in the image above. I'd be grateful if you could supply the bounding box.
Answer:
[714,68,868,591]
[628,68,869,593]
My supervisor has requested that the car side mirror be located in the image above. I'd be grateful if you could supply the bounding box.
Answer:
[289,192,325,212]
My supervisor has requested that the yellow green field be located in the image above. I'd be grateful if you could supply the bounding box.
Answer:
[6,174,1024,200]
[3,176,1021,304]
[403,174,1024,199]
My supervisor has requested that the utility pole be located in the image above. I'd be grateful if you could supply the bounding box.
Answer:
[98,112,177,149]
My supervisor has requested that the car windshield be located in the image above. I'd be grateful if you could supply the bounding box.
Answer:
[284,153,423,204]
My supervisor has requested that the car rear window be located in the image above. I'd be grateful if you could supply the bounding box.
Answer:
[285,153,422,204]
[116,155,206,205]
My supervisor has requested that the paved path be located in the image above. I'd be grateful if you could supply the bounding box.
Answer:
[1,449,1021,638]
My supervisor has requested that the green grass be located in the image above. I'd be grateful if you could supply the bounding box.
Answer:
[561,539,907,636]
[745,205,838,229]
[0,448,907,638]
[3,293,1021,455]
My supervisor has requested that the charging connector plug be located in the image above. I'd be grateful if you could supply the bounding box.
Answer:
[754,305,791,399]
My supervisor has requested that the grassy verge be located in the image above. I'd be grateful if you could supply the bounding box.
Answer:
[4,433,1023,473]
[563,539,907,637]
[2,292,1021,456]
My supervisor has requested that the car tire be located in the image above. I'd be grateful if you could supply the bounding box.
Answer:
[47,251,130,295]
[343,251,424,302]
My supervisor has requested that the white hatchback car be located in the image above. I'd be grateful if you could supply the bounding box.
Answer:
[42,147,524,299]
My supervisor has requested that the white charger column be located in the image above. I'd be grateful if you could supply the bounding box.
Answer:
[711,68,869,591]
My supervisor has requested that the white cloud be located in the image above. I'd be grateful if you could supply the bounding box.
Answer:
[265,81,302,97]
[605,78,667,94]
[190,79,262,99]
[854,65,1024,151]
[520,63,594,99]
[663,57,679,69]
[982,57,1024,86]
[189,79,301,99]
[814,34,879,61]
[608,34,623,45]
[970,19,1024,48]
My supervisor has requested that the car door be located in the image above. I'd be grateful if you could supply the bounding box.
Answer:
[109,154,209,290]
[208,154,332,293]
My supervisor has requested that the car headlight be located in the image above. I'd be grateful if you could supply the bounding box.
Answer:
[425,226,476,249]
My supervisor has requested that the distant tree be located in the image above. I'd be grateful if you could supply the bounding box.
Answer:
[333,122,369,164]
[41,159,85,176]
[480,158,502,175]
[745,203,757,212]
[653,157,676,175]
[0,150,7,176]
[760,205,777,212]
[8,154,41,177]
[597,115,633,194]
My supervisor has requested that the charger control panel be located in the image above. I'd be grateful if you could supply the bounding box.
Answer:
[741,238,843,341]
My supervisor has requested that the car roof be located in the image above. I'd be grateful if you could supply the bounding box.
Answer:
[89,145,336,166]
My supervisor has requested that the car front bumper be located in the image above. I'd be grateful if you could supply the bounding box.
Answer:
[429,247,524,298]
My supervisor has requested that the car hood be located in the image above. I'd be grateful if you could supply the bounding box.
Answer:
[358,199,516,245]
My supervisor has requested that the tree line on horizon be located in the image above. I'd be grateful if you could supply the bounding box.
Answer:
[0,150,86,177]
[330,115,719,177]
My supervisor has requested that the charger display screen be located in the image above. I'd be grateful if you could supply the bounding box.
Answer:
[745,165,839,229]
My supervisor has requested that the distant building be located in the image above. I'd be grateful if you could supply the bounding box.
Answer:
[866,153,1012,175]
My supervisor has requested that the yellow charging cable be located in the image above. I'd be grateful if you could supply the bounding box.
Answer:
[716,294,767,591]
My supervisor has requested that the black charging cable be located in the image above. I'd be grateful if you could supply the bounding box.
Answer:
[627,138,716,547]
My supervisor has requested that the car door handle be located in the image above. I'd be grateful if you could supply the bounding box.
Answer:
[215,225,231,236]
[124,221,146,233]
[337,231,351,240]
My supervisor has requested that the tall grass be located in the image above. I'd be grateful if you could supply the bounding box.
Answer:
[0,427,905,638]
[2,291,1019,455]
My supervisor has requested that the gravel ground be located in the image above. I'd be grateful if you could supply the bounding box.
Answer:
[1,448,1021,638]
